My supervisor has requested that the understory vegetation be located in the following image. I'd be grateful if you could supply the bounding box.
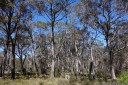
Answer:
[0,77,127,85]
[0,71,128,85]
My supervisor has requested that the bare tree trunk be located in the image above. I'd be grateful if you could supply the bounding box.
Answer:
[50,19,55,78]
[76,58,79,74]
[89,62,93,80]
[33,55,39,76]
[11,43,15,79]
[3,40,9,76]
[50,36,55,77]
[35,61,39,76]
[20,57,26,76]
[109,51,116,80]
[75,58,80,79]
[89,47,95,80]
[0,63,2,77]
[51,58,55,78]
[111,66,116,80]
[33,51,39,76]
[20,60,24,74]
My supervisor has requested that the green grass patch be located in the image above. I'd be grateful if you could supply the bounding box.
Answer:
[118,71,128,84]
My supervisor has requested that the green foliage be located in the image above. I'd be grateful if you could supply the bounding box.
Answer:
[118,71,128,83]
[35,21,48,29]
[55,68,61,77]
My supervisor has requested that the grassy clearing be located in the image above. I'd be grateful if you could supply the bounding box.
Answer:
[0,77,127,85]
[0,77,69,85]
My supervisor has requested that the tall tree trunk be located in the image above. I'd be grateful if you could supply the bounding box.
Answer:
[11,43,15,79]
[89,62,93,80]
[50,22,55,78]
[89,47,95,80]
[20,57,26,76]
[75,57,80,78]
[109,51,116,80]
[76,58,79,74]
[21,58,23,73]
[50,41,55,78]
[0,63,2,77]
[3,40,9,76]
[51,59,55,78]
[111,66,116,80]
[34,60,39,76]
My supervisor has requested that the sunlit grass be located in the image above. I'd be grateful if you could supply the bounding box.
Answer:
[0,77,69,85]
[0,77,127,85]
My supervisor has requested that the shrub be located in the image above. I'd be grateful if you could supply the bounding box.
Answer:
[55,68,61,77]
[39,81,44,85]
[96,70,108,82]
[118,71,128,83]
[69,75,77,85]
[57,79,69,85]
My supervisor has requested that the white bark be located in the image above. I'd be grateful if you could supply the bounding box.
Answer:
[51,58,55,78]
[50,28,55,78]
[76,58,79,73]
[111,66,117,80]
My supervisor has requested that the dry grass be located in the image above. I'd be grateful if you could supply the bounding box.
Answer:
[0,77,127,85]
[0,77,69,85]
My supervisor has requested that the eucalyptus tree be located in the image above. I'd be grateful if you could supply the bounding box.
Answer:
[81,0,128,80]
[15,27,31,75]
[0,0,33,79]
[34,0,72,77]
[71,1,97,79]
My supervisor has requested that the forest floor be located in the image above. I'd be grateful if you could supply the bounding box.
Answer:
[0,77,69,85]
[0,76,126,85]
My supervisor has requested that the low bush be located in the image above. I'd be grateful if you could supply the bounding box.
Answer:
[118,71,128,83]
[96,70,108,82]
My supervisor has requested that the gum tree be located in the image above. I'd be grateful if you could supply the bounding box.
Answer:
[81,0,128,80]
[0,0,33,79]
[35,0,72,78]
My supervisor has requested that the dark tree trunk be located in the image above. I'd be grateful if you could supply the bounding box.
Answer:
[20,58,23,73]
[11,43,15,79]
[35,62,39,76]
[0,63,2,77]
[89,62,95,80]
[20,58,26,76]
